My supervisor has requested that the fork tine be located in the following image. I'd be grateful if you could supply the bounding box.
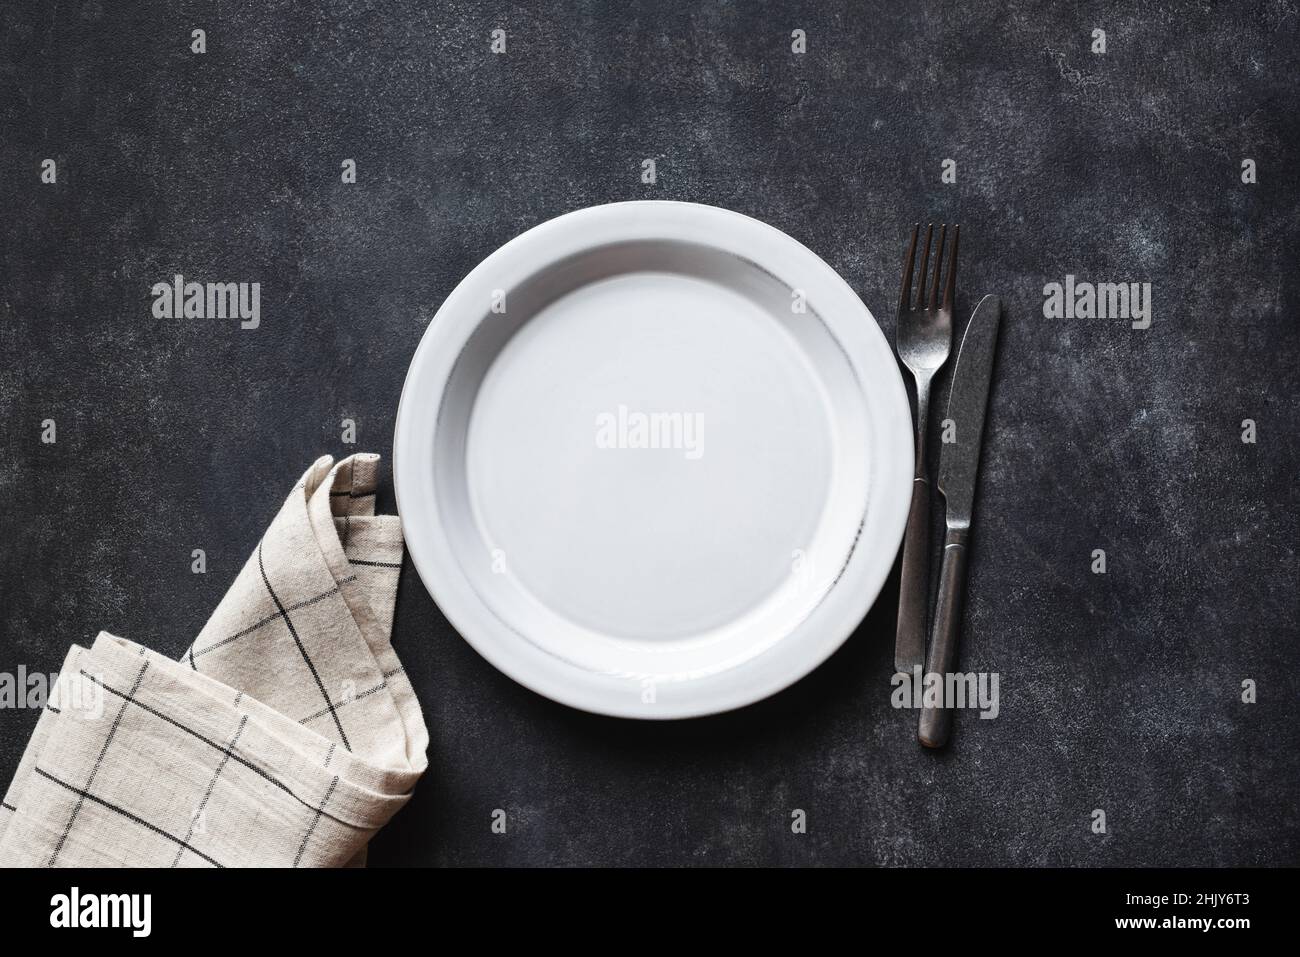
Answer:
[928,223,947,309]
[942,224,960,310]
[899,224,919,311]
[914,223,933,309]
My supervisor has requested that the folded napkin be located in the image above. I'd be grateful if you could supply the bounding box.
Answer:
[0,453,428,867]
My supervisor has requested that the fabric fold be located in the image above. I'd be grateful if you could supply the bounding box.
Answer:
[0,453,427,867]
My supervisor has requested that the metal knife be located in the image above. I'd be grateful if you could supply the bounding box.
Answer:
[918,294,1001,749]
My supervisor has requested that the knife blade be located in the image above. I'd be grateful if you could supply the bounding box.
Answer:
[936,294,1001,527]
[919,294,1001,749]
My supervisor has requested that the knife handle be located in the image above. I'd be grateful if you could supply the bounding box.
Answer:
[918,527,969,749]
[894,476,932,673]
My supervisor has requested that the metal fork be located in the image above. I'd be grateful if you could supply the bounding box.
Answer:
[894,223,959,674]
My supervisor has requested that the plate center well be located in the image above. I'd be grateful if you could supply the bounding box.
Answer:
[466,270,836,644]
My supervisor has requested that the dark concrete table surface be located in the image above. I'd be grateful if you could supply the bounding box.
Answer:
[1,1,1296,866]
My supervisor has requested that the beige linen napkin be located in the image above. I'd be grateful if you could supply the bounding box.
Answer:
[0,453,427,867]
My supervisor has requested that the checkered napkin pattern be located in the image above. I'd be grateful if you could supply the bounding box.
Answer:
[0,453,428,867]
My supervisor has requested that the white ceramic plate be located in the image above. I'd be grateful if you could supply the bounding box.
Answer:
[394,201,912,718]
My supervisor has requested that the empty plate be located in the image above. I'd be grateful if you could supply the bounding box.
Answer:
[394,201,912,718]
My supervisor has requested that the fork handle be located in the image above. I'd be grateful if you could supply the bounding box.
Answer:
[895,373,933,672]
[918,527,969,749]
[894,476,932,673]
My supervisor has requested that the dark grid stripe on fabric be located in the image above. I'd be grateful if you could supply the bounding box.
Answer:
[79,670,368,831]
[257,540,351,751]
[36,767,224,868]
[47,659,150,866]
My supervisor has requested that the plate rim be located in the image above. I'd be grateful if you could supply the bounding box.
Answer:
[394,200,912,719]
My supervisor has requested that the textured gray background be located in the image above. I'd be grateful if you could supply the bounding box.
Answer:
[1,1,1297,866]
